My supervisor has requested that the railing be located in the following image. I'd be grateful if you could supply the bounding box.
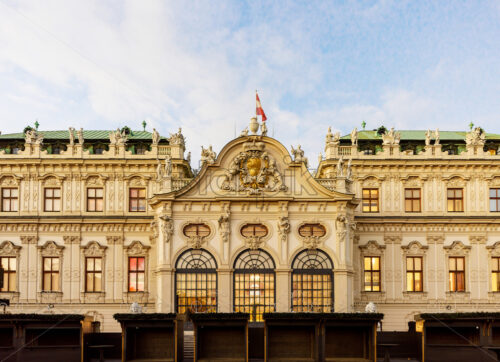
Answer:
[316,179,335,190]
[339,146,352,156]
[158,146,171,156]
[172,178,192,191]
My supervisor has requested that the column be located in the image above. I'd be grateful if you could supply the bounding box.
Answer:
[275,270,290,312]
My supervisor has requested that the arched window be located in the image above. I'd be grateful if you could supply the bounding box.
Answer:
[233,249,275,322]
[291,249,334,312]
[175,249,217,313]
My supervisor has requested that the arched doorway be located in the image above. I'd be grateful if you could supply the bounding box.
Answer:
[233,249,275,322]
[175,249,217,313]
[291,249,334,312]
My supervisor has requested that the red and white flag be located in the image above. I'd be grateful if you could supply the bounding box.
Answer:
[256,92,267,122]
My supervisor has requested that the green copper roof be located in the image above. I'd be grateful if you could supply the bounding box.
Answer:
[0,130,164,141]
[340,130,500,141]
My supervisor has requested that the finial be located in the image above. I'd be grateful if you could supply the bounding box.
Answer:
[361,120,366,130]
[469,121,474,130]
[142,120,147,131]
[34,120,39,130]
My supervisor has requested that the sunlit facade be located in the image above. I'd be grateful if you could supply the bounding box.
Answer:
[1,123,500,331]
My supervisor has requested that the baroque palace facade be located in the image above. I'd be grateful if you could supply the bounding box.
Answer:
[0,119,500,331]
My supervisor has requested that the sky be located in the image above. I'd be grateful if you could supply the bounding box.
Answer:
[0,0,499,167]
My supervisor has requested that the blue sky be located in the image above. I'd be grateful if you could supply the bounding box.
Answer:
[0,0,499,166]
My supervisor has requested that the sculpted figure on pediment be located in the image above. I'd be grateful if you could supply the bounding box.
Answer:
[465,127,486,147]
[201,145,216,164]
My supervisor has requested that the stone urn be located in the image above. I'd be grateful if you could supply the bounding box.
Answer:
[249,117,259,134]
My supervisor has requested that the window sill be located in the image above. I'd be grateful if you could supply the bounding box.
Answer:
[124,291,149,304]
[0,291,20,303]
[445,291,470,299]
[360,291,386,302]
[81,292,105,303]
[38,291,63,303]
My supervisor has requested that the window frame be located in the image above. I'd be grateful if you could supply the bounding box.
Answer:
[363,256,381,292]
[362,188,379,213]
[0,256,17,292]
[490,188,500,212]
[1,187,19,212]
[85,257,103,292]
[492,257,500,292]
[43,187,61,212]
[298,223,326,238]
[406,256,423,292]
[404,188,421,213]
[128,256,146,292]
[448,256,466,292]
[42,257,60,292]
[128,188,146,212]
[86,187,104,212]
[447,188,464,212]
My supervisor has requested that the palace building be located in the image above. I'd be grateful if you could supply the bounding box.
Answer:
[1,120,500,332]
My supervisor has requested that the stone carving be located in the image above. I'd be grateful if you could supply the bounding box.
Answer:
[152,128,160,145]
[326,127,334,143]
[125,240,150,256]
[150,220,159,240]
[346,158,352,180]
[186,152,191,164]
[160,215,174,243]
[106,236,124,245]
[63,236,80,245]
[434,128,440,145]
[359,240,386,255]
[336,215,347,243]
[382,127,401,145]
[0,241,21,256]
[466,127,486,147]
[222,139,286,194]
[201,145,217,165]
[68,127,75,145]
[277,216,290,243]
[244,235,264,250]
[365,301,377,313]
[218,210,230,243]
[130,302,142,313]
[81,241,107,257]
[336,156,344,177]
[164,156,172,178]
[351,127,358,146]
[401,241,428,255]
[443,240,471,255]
[109,128,128,145]
[169,128,185,147]
[38,241,64,256]
[291,145,308,167]
[260,122,268,136]
[77,128,84,145]
[25,129,43,144]
[425,130,431,146]
[240,128,249,137]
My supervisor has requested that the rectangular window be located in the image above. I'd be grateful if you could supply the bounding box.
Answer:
[363,256,381,291]
[447,188,464,212]
[42,257,60,292]
[405,188,421,213]
[0,257,16,292]
[129,188,146,212]
[449,256,465,292]
[362,188,379,213]
[85,257,102,292]
[406,256,423,292]
[128,257,145,292]
[44,188,61,212]
[1,188,18,212]
[490,189,500,212]
[87,188,104,212]
[492,257,500,292]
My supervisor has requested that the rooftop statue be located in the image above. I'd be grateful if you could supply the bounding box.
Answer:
[425,130,431,146]
[152,128,160,145]
[466,126,486,146]
[68,127,75,146]
[351,127,358,146]
[109,128,128,145]
[77,128,84,145]
[260,122,268,136]
[25,129,43,145]
[434,128,440,145]
[201,145,216,164]
[337,156,344,177]
[291,145,308,167]
[169,127,185,146]
[382,127,401,145]
[326,127,333,143]
[240,127,249,137]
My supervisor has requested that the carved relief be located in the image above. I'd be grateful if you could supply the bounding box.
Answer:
[81,241,107,257]
[160,215,174,243]
[218,209,230,243]
[297,221,327,250]
[443,240,471,255]
[125,240,150,256]
[38,240,65,256]
[0,241,21,256]
[63,236,81,245]
[222,139,287,194]
[487,242,500,256]
[359,240,386,255]
[335,215,347,244]
[20,235,38,245]
[401,241,428,255]
[106,236,124,245]
[277,216,290,243]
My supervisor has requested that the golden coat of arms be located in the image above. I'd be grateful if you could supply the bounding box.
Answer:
[222,139,286,194]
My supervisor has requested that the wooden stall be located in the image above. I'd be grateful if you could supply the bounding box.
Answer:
[417,312,500,362]
[262,313,382,362]
[0,313,83,362]
[114,313,183,362]
[191,313,249,362]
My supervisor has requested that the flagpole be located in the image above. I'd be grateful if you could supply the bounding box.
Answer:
[255,90,258,118]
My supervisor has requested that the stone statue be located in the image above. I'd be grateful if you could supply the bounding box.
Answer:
[110,128,127,145]
[336,156,344,177]
[169,127,185,146]
[164,156,172,178]
[333,131,340,144]
[425,130,431,146]
[466,127,486,146]
[130,302,142,313]
[291,145,308,167]
[218,210,230,243]
[159,215,174,243]
[222,152,246,189]
[365,301,377,313]
[152,128,160,145]
[336,215,347,243]
[25,129,43,145]
[156,159,163,180]
[77,128,84,145]
[382,127,401,145]
[351,127,358,146]
[434,128,440,145]
[150,220,159,240]
[277,216,290,243]
[201,145,216,164]
[346,158,352,180]
[240,128,249,137]
[260,122,268,136]
[326,127,333,143]
[186,152,191,164]
[68,127,75,145]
